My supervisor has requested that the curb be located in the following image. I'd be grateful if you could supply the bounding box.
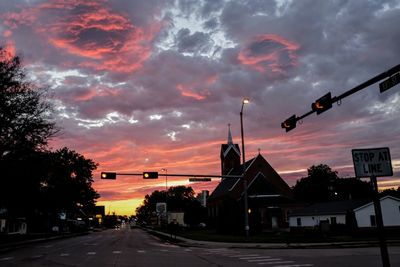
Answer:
[145,228,400,249]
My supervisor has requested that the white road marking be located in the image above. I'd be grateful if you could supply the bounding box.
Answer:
[112,251,122,254]
[249,258,282,262]
[0,257,14,261]
[241,256,271,260]
[184,249,192,252]
[273,265,314,267]
[36,245,53,248]
[160,249,169,252]
[84,243,98,246]
[87,252,96,255]
[137,250,146,253]
[31,255,43,258]
[60,253,69,257]
[258,261,294,265]
[230,254,259,258]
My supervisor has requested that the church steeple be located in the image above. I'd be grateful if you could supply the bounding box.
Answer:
[220,124,241,176]
[227,123,233,144]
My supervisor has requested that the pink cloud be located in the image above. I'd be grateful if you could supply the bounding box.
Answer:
[238,34,300,74]
[2,0,160,73]
[175,75,217,100]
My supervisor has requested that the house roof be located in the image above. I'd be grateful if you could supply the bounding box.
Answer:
[288,199,369,217]
[353,195,400,212]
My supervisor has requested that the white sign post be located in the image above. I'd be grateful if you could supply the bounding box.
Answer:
[352,147,393,267]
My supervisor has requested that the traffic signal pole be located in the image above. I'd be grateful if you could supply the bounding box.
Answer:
[101,172,241,179]
[332,64,400,103]
[281,64,400,131]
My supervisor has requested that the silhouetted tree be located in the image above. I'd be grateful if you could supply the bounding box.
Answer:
[293,164,339,203]
[0,48,99,232]
[135,186,206,226]
[293,164,373,203]
[41,147,99,214]
[379,187,400,198]
[0,47,57,159]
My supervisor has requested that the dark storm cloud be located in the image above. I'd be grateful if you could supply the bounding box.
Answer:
[202,17,219,30]
[175,28,214,54]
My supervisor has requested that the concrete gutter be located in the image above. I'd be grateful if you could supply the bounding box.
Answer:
[146,228,400,249]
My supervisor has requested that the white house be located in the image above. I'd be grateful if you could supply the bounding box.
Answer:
[354,195,400,227]
[288,200,366,228]
[288,196,400,228]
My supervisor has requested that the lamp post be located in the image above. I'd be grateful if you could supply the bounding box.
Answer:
[161,168,168,224]
[240,97,250,239]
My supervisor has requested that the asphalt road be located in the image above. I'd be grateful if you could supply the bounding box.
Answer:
[1,225,400,266]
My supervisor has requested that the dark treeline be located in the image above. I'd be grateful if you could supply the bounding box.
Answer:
[135,186,207,227]
[0,47,99,233]
[293,164,399,203]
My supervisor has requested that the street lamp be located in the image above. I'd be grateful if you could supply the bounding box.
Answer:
[161,168,168,224]
[240,97,250,239]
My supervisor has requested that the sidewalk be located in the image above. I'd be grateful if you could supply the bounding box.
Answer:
[146,228,400,249]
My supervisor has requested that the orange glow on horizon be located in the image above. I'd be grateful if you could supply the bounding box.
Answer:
[97,198,143,216]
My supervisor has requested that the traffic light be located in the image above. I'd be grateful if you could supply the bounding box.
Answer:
[101,172,116,179]
[311,92,332,115]
[281,115,297,132]
[143,172,158,179]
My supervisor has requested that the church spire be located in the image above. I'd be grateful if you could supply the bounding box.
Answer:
[227,123,233,144]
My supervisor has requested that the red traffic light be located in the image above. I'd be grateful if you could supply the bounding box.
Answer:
[143,172,158,179]
[311,92,332,115]
[281,115,297,132]
[101,172,116,179]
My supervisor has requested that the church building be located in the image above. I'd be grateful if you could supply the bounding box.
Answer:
[207,126,297,232]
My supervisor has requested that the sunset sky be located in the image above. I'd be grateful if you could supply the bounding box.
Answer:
[1,0,399,216]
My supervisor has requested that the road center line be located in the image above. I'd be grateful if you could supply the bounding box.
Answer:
[112,251,122,254]
[87,252,96,255]
[0,257,14,261]
[60,253,69,257]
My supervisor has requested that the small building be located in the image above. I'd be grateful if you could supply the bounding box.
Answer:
[168,212,185,226]
[354,195,400,227]
[288,196,400,228]
[288,200,367,228]
[0,208,27,235]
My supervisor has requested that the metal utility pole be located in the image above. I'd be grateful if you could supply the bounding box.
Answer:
[240,97,250,239]
[371,175,391,267]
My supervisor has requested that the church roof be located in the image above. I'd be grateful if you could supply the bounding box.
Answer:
[209,154,292,202]
[208,176,240,200]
